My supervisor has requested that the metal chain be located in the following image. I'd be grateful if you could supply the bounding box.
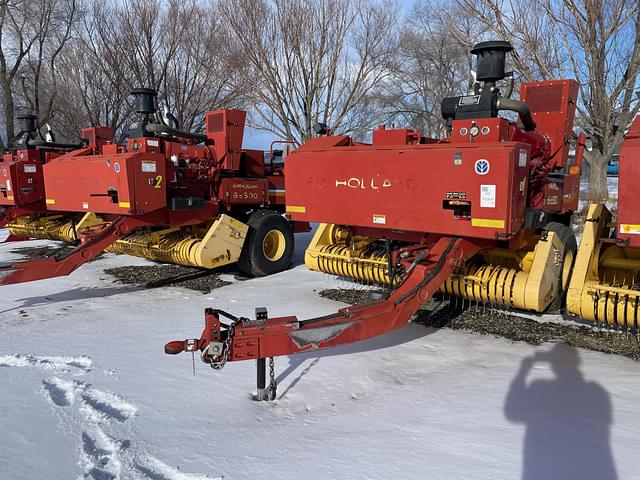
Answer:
[268,357,277,401]
[209,320,239,371]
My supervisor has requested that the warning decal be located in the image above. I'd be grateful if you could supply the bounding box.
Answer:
[373,214,386,225]
[141,161,157,173]
[480,184,496,208]
[519,149,528,167]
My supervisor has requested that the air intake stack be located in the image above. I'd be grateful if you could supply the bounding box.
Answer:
[131,88,157,116]
[471,40,514,86]
[129,88,158,137]
[15,114,38,148]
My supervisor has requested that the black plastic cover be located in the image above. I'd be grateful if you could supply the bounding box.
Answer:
[471,40,514,82]
[17,114,37,133]
[131,88,157,115]
[441,91,499,123]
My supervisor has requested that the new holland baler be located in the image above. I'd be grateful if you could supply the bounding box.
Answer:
[0,89,304,284]
[0,114,112,244]
[166,41,591,398]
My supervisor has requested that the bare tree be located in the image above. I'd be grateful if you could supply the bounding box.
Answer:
[382,1,476,137]
[53,0,187,140]
[18,0,77,125]
[454,0,640,202]
[52,0,250,142]
[160,2,251,132]
[0,0,77,148]
[53,5,133,139]
[220,0,399,144]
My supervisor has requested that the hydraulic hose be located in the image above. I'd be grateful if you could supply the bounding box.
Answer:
[24,138,86,150]
[144,123,207,143]
[497,97,536,131]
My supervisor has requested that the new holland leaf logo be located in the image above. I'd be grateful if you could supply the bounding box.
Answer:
[474,159,490,175]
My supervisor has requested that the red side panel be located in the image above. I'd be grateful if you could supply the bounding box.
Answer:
[520,79,579,169]
[372,128,421,145]
[205,109,246,171]
[618,116,640,248]
[0,150,46,207]
[1,153,18,206]
[561,174,580,213]
[81,126,114,153]
[286,141,529,239]
[267,175,286,206]
[241,149,266,177]
[43,152,166,215]
[450,118,511,143]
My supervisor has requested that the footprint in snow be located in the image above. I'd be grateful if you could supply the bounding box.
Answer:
[40,377,138,478]
[80,388,137,422]
[0,353,93,372]
[41,376,137,422]
[42,377,78,407]
[32,358,212,479]
[79,426,130,480]
[136,456,223,480]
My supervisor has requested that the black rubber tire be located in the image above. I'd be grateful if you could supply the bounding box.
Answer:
[237,210,294,277]
[545,222,577,313]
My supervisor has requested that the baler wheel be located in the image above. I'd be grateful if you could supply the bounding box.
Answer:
[546,222,577,312]
[238,210,294,277]
[262,229,287,262]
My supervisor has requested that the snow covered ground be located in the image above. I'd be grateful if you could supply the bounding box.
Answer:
[1,228,639,480]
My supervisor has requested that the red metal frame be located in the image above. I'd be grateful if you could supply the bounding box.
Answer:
[166,236,484,360]
[0,127,115,247]
[0,216,147,284]
[40,109,291,221]
[284,80,580,242]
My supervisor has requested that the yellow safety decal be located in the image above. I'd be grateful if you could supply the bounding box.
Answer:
[472,218,505,229]
[286,205,306,213]
[620,224,640,235]
[119,201,131,208]
[229,217,245,228]
[46,198,56,205]
[7,195,14,201]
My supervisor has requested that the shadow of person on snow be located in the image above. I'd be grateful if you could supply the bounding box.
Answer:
[504,343,617,480]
